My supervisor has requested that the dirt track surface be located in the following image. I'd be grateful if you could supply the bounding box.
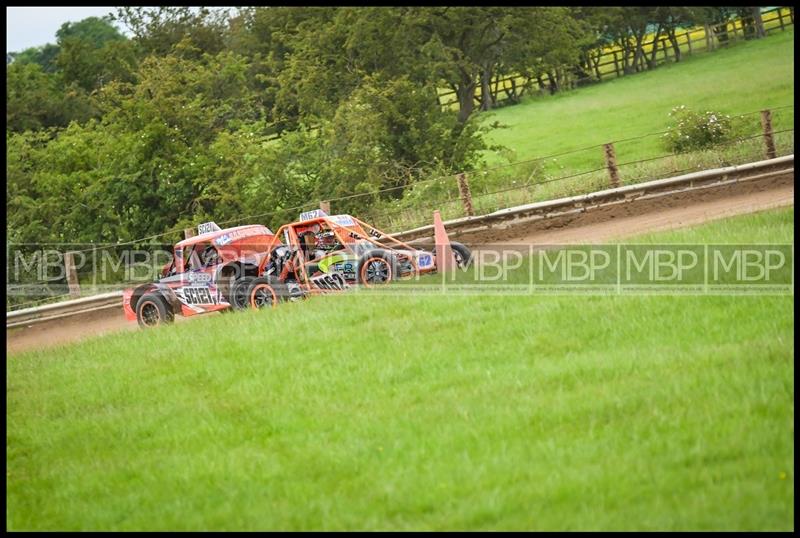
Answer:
[7,175,794,355]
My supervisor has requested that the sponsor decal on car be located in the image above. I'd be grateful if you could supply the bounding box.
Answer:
[330,214,356,227]
[214,226,270,246]
[187,271,213,283]
[318,253,357,276]
[417,252,434,269]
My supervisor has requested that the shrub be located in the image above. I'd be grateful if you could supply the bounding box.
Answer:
[662,105,734,153]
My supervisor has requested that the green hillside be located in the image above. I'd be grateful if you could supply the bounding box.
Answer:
[7,207,794,531]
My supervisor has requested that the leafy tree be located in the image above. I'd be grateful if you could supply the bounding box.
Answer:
[113,6,229,57]
[274,8,430,124]
[695,7,738,46]
[6,62,95,131]
[501,8,588,95]
[325,75,487,200]
[737,7,766,39]
[416,7,588,119]
[8,44,60,73]
[416,7,510,123]
[56,16,126,48]
[651,7,701,63]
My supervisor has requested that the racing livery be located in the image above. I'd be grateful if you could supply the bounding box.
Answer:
[122,222,276,327]
[245,209,472,304]
[123,212,472,327]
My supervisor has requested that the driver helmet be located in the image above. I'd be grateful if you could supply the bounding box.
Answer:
[316,230,337,251]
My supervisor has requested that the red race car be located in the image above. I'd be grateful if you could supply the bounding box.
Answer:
[237,209,472,307]
[122,222,276,327]
[123,212,472,327]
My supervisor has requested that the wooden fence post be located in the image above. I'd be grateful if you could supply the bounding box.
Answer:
[184,228,196,239]
[603,143,621,188]
[65,251,81,298]
[320,200,331,214]
[612,51,620,77]
[760,109,777,159]
[456,172,475,217]
[686,31,693,55]
[777,7,785,30]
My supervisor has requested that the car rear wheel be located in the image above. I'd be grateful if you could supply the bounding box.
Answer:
[247,278,279,309]
[357,250,399,287]
[450,241,473,268]
[229,276,256,310]
[136,292,174,328]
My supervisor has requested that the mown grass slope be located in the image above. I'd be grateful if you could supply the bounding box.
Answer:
[482,28,794,168]
[7,207,794,531]
[376,30,794,232]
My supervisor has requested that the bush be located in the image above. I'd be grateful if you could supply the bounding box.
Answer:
[662,105,735,153]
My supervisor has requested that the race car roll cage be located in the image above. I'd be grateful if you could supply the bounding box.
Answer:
[259,215,430,294]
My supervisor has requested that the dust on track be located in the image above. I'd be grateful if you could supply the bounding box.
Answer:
[7,173,794,355]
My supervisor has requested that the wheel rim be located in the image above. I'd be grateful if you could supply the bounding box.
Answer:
[453,249,465,267]
[250,284,277,309]
[361,258,392,286]
[140,301,161,326]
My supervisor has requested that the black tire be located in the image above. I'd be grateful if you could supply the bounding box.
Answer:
[229,276,256,310]
[450,241,473,268]
[285,281,307,302]
[246,277,291,309]
[136,292,175,328]
[357,249,399,286]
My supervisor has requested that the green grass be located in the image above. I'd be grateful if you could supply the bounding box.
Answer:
[482,28,794,167]
[439,9,794,109]
[364,28,794,233]
[7,207,794,531]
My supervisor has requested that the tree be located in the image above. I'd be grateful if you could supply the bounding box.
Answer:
[652,7,701,63]
[738,7,766,39]
[8,44,61,73]
[696,7,738,47]
[55,36,138,92]
[113,6,230,57]
[415,7,511,123]
[326,75,486,200]
[500,8,588,94]
[56,16,126,47]
[569,7,615,84]
[6,62,95,131]
[273,7,428,125]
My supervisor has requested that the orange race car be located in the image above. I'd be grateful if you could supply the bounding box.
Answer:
[123,212,472,327]
[237,209,472,308]
[122,221,277,327]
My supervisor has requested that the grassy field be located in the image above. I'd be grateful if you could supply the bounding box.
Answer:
[7,207,794,531]
[482,27,794,166]
[363,28,794,232]
[440,8,794,109]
